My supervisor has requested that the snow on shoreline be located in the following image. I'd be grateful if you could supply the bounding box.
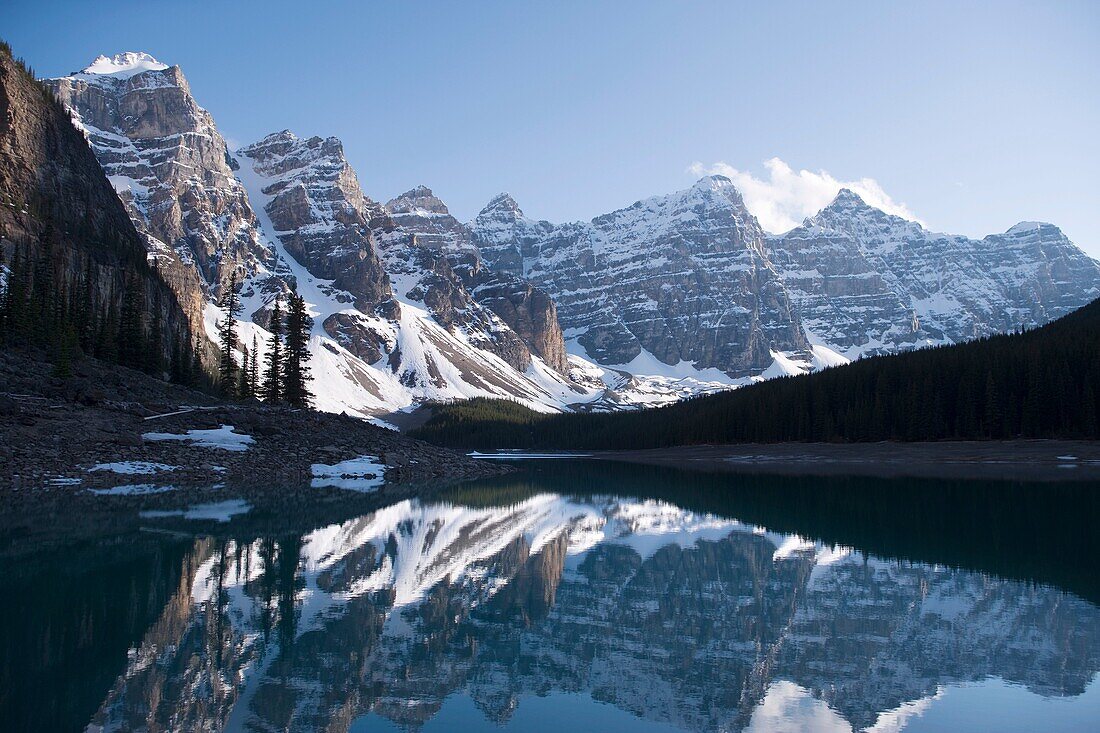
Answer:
[311,456,386,492]
[142,425,255,452]
[89,461,178,475]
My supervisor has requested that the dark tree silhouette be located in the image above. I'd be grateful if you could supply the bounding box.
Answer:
[217,273,241,394]
[282,292,314,408]
[261,297,284,403]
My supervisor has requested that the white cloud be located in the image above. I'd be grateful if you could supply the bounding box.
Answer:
[687,157,923,233]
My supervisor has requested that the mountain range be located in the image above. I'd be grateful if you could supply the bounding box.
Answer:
[41,52,1100,421]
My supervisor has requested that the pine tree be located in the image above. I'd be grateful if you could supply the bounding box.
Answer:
[118,274,146,369]
[31,232,56,346]
[75,255,97,353]
[144,297,164,376]
[3,243,31,343]
[189,348,204,389]
[249,335,260,398]
[217,274,242,395]
[261,297,283,403]
[282,292,314,408]
[95,285,119,362]
[170,338,185,384]
[237,336,254,400]
[51,323,78,378]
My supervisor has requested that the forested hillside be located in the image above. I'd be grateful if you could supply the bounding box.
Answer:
[411,296,1100,449]
[0,41,208,383]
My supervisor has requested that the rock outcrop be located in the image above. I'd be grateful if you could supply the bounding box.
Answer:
[41,50,1100,412]
[233,132,588,412]
[236,131,391,311]
[472,179,1100,375]
[45,54,588,415]
[381,186,570,373]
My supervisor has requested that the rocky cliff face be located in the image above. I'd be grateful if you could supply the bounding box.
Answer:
[381,186,569,373]
[45,53,274,299]
[472,176,812,376]
[769,189,1100,358]
[236,131,391,311]
[0,45,204,368]
[40,50,1100,413]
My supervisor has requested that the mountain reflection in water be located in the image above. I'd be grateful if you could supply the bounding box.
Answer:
[2,463,1098,732]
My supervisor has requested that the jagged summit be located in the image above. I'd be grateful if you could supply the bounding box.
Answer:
[41,45,1100,415]
[77,52,168,78]
[238,130,346,163]
[386,185,450,215]
[1006,220,1058,235]
[480,192,524,218]
[253,129,299,144]
[237,129,299,156]
[663,174,747,211]
[693,173,735,189]
[827,187,867,208]
[804,186,910,233]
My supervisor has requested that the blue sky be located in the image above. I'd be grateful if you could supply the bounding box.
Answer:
[4,1,1099,255]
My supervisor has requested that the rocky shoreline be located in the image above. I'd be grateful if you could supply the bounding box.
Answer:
[0,349,510,516]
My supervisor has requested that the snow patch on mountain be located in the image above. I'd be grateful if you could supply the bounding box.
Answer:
[77,52,169,79]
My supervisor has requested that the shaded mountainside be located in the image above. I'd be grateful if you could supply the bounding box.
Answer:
[0,42,209,377]
[410,296,1100,449]
[44,52,276,299]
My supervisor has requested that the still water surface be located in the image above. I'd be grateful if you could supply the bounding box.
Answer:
[2,461,1098,732]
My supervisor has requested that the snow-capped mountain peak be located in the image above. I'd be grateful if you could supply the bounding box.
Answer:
[1005,220,1056,235]
[692,173,736,191]
[78,52,168,78]
[386,185,450,216]
[248,128,302,149]
[802,184,920,239]
[480,192,525,218]
[828,186,865,206]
